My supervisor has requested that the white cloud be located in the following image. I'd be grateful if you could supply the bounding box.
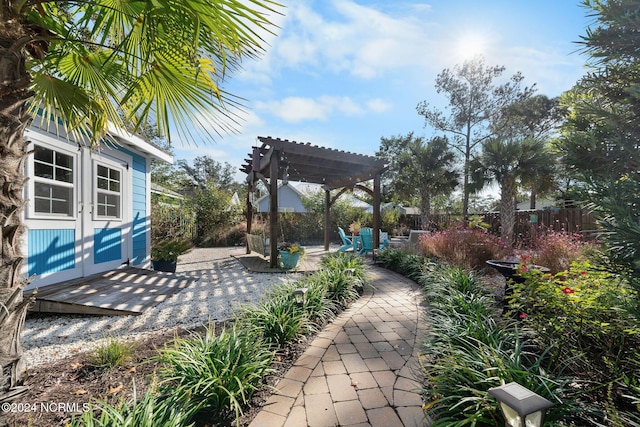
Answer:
[254,95,397,123]
[367,98,393,113]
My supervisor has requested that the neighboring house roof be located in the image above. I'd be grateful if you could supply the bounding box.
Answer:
[255,183,308,213]
[231,192,241,205]
[516,197,558,211]
[383,202,420,215]
[151,183,183,200]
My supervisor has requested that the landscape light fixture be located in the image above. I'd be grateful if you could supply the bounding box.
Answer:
[293,287,308,305]
[488,382,553,427]
[344,268,355,277]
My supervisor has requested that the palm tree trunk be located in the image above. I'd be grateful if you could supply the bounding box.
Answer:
[500,178,516,246]
[0,23,37,403]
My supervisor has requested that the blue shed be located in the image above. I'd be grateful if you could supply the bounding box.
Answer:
[21,122,172,290]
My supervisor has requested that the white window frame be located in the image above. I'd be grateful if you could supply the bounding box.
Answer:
[92,159,123,221]
[25,135,78,220]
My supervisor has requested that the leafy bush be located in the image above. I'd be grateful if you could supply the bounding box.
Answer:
[71,382,193,427]
[151,239,191,261]
[376,247,427,281]
[151,198,195,245]
[89,337,136,369]
[510,261,640,383]
[418,228,509,270]
[158,325,274,423]
[419,263,592,426]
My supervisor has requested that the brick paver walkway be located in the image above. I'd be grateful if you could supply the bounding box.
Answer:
[249,265,429,427]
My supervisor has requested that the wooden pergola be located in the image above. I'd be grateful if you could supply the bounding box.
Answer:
[241,136,388,267]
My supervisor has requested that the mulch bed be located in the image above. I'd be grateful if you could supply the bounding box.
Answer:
[3,321,312,427]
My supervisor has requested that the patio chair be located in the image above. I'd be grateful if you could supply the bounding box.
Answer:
[359,228,388,255]
[358,227,374,255]
[338,227,358,252]
[379,231,388,250]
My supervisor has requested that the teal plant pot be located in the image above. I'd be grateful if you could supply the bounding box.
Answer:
[279,250,301,269]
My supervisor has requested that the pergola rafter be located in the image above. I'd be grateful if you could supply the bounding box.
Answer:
[241,136,388,267]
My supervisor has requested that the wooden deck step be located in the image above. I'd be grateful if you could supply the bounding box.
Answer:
[25,267,196,316]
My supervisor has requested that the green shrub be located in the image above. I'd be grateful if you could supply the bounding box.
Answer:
[418,228,509,271]
[377,247,427,280]
[89,337,136,369]
[70,382,193,427]
[317,268,360,308]
[419,262,601,426]
[238,293,314,348]
[510,261,640,382]
[284,275,336,324]
[150,239,191,261]
[158,325,274,423]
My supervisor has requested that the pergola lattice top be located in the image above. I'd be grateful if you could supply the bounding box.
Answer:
[241,137,387,189]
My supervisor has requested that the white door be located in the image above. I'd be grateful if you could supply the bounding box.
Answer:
[81,149,132,276]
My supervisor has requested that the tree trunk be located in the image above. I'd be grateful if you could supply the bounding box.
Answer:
[0,20,37,404]
[500,178,516,246]
[420,190,431,230]
[529,184,537,210]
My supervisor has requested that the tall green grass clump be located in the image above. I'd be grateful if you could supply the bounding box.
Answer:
[158,325,274,424]
[88,336,136,369]
[237,291,314,348]
[71,382,193,427]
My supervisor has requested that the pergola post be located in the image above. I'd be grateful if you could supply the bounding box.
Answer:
[269,150,279,268]
[373,171,381,249]
[245,181,253,254]
[324,187,331,251]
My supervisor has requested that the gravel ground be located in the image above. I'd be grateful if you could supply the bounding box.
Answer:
[21,247,303,368]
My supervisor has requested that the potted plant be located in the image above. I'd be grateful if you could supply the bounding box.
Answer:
[348,221,361,236]
[151,239,191,272]
[277,242,305,269]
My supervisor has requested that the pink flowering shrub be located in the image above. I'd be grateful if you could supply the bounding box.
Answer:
[522,229,595,274]
[418,228,510,270]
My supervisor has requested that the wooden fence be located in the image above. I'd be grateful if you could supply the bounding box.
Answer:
[409,208,598,242]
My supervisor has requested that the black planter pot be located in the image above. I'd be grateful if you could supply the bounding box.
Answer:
[485,260,549,284]
[152,259,177,273]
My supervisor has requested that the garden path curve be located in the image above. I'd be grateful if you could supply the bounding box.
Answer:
[248,264,430,427]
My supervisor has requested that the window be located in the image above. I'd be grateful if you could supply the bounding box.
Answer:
[95,164,121,218]
[33,145,74,216]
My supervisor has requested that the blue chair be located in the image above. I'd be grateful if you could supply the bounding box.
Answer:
[358,227,373,255]
[359,228,388,255]
[337,227,358,252]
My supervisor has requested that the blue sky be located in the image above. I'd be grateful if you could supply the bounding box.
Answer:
[171,0,593,182]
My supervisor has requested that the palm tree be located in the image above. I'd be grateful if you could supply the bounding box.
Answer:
[393,136,459,229]
[470,137,552,245]
[0,0,279,401]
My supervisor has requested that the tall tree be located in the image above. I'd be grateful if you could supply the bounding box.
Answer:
[178,156,237,192]
[493,94,565,208]
[558,0,640,295]
[377,133,459,229]
[470,137,553,246]
[0,0,279,402]
[416,56,534,220]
